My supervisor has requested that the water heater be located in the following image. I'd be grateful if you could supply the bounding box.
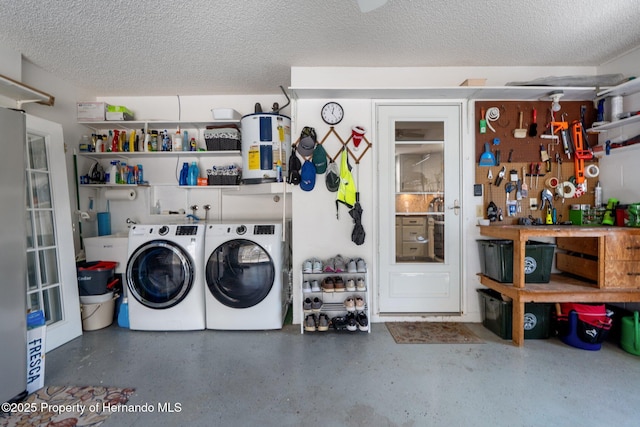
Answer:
[241,113,291,184]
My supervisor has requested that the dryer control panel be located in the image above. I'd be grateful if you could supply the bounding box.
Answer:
[176,225,199,236]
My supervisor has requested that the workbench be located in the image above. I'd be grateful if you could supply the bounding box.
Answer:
[478,225,640,346]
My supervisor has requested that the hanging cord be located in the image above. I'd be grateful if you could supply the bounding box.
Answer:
[485,107,500,132]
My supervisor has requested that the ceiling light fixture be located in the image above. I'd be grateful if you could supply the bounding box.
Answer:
[549,91,564,112]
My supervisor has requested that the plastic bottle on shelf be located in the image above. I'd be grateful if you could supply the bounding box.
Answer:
[594,181,603,209]
[109,161,118,184]
[187,161,199,186]
[137,164,144,184]
[173,130,183,151]
[95,134,104,152]
[182,130,189,151]
[179,162,189,186]
[111,130,120,152]
[189,137,197,151]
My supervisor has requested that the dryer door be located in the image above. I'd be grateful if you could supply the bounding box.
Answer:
[206,239,275,308]
[127,240,194,309]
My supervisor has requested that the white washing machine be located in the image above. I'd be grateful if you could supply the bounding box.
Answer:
[204,222,289,330]
[126,224,205,331]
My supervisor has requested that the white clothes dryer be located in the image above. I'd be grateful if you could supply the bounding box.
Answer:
[204,222,289,330]
[126,224,205,331]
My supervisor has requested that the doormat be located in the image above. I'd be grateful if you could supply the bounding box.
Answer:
[386,322,484,344]
[1,385,135,427]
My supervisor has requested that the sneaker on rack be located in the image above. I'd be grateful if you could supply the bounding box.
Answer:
[304,314,317,332]
[317,313,330,332]
[355,296,365,311]
[303,298,313,313]
[356,277,366,291]
[356,312,369,331]
[345,278,356,292]
[302,259,313,273]
[321,277,334,293]
[334,276,345,292]
[311,297,323,312]
[311,280,321,292]
[344,296,355,312]
[347,258,357,273]
[333,255,346,272]
[312,258,323,273]
[356,258,367,273]
[331,315,348,331]
[302,281,312,293]
[346,312,358,332]
[323,257,336,273]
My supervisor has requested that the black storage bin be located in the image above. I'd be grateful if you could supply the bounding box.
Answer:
[477,288,552,339]
[477,239,555,283]
[77,261,117,296]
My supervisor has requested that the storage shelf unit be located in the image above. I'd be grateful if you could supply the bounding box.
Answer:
[588,78,640,133]
[301,267,370,334]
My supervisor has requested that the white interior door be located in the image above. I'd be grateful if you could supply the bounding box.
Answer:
[377,103,462,314]
[26,115,82,352]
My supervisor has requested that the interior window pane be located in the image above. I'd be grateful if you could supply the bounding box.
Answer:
[43,287,62,324]
[28,134,48,170]
[35,210,56,247]
[30,171,52,209]
[27,251,38,290]
[39,248,59,286]
[26,210,34,249]
[28,292,41,312]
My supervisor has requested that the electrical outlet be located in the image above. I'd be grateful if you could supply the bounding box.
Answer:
[475,204,484,217]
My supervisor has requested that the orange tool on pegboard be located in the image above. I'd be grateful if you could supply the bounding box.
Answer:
[571,121,593,184]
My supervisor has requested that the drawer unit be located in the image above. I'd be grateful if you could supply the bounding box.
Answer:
[604,261,640,288]
[605,235,640,261]
[402,216,426,226]
[402,226,427,242]
[402,242,426,257]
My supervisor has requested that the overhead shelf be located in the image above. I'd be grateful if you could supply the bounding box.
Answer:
[289,86,598,101]
[596,78,640,98]
[0,73,55,108]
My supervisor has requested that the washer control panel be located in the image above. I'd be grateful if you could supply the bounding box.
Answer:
[176,225,199,236]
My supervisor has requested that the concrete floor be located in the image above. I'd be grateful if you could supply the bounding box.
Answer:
[46,322,640,427]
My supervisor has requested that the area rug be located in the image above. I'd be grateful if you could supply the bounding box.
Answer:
[1,385,135,427]
[386,322,484,344]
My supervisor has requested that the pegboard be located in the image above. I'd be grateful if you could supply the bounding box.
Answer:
[475,101,598,164]
[475,161,597,225]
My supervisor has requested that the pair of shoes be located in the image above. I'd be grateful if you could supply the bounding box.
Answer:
[344,295,365,312]
[303,258,323,273]
[322,276,344,292]
[347,258,366,273]
[303,297,322,313]
[356,277,366,291]
[330,314,354,331]
[303,280,320,293]
[323,254,347,273]
[306,313,330,332]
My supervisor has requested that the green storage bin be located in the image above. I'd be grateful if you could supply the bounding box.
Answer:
[477,288,552,339]
[477,239,555,283]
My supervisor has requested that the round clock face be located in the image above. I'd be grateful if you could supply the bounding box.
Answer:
[321,102,344,125]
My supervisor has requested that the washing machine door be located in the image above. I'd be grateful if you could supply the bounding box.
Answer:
[206,239,275,309]
[127,240,194,309]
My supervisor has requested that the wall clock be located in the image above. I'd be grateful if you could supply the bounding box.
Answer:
[321,102,344,126]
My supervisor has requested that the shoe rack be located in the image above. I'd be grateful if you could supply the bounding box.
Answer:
[300,259,371,334]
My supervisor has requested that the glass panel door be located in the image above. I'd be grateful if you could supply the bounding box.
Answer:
[378,104,461,314]
[26,115,81,352]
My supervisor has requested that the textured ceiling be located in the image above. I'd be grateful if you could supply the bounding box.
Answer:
[1,0,639,96]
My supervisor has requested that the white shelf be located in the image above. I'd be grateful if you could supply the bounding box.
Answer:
[0,73,54,108]
[78,119,240,130]
[77,150,240,159]
[588,114,640,132]
[289,86,597,101]
[596,78,640,98]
